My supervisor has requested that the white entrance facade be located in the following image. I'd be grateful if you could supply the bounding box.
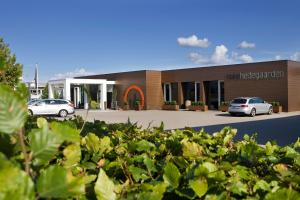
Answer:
[48,78,115,110]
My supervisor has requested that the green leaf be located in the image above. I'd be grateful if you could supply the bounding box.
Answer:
[189,177,208,198]
[273,164,290,176]
[83,133,100,153]
[284,146,299,159]
[50,121,80,143]
[181,139,203,160]
[128,165,149,182]
[227,180,248,196]
[63,144,81,168]
[233,165,253,180]
[99,136,112,154]
[29,127,62,165]
[253,180,270,192]
[194,162,218,177]
[223,133,234,145]
[37,165,90,198]
[0,153,35,200]
[133,140,156,152]
[15,82,29,100]
[143,155,157,173]
[0,84,27,134]
[94,169,116,200]
[37,117,48,128]
[203,192,227,200]
[138,183,167,200]
[265,188,300,200]
[0,57,5,69]
[175,188,196,199]
[265,141,278,156]
[163,162,181,189]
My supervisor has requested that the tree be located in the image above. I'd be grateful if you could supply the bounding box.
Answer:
[41,84,49,99]
[0,38,23,88]
[42,84,60,99]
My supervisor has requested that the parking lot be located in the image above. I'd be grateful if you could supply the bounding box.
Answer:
[75,110,300,146]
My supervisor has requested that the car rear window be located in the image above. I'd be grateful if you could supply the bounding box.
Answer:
[55,100,68,104]
[232,98,247,104]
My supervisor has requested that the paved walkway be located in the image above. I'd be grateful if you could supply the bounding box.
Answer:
[75,110,300,146]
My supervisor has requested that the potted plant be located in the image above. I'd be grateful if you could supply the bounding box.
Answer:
[135,100,142,111]
[90,100,99,109]
[189,101,200,111]
[189,101,208,111]
[271,101,282,113]
[162,100,179,111]
[219,101,229,112]
[123,101,129,110]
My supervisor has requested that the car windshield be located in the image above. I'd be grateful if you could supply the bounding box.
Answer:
[28,99,39,105]
[232,98,247,104]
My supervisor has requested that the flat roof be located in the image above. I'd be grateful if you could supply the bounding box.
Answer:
[76,60,300,78]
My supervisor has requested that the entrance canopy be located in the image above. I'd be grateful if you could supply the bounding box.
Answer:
[48,78,116,110]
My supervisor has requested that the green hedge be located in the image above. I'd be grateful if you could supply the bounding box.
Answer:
[0,84,299,200]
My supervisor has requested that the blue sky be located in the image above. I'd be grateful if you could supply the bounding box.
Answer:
[1,0,300,82]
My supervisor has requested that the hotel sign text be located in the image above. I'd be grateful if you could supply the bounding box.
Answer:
[226,71,285,80]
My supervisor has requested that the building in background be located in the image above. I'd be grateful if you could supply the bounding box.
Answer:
[25,64,46,99]
[48,60,300,111]
[26,82,46,99]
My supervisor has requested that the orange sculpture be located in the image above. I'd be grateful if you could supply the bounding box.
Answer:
[123,85,145,108]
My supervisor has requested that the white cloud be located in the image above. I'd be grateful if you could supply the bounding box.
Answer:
[50,68,94,80]
[238,54,254,63]
[238,41,256,49]
[188,45,254,65]
[211,45,230,64]
[177,35,210,48]
[188,52,209,64]
[291,52,300,61]
[275,55,282,60]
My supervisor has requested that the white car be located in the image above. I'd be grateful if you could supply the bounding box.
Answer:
[28,99,75,117]
[228,97,273,117]
[27,99,40,105]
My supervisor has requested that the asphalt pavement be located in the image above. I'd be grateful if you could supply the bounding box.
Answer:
[75,110,300,146]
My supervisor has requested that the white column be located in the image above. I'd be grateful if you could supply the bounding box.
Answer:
[83,84,88,109]
[64,79,71,100]
[48,83,54,99]
[100,83,107,110]
[73,87,80,107]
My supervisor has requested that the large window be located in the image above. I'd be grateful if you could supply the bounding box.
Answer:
[171,83,178,102]
[204,81,219,109]
[163,83,172,102]
[195,82,201,102]
[182,82,195,103]
[219,81,224,104]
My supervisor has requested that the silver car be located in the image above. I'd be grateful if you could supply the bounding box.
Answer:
[228,97,273,117]
[28,99,75,117]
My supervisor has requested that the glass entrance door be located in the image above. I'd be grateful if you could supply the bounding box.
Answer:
[204,80,224,110]
[204,81,218,109]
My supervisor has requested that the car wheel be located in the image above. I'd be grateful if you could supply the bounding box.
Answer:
[59,109,68,118]
[250,108,256,117]
[268,106,273,115]
[230,112,236,116]
[28,110,33,116]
